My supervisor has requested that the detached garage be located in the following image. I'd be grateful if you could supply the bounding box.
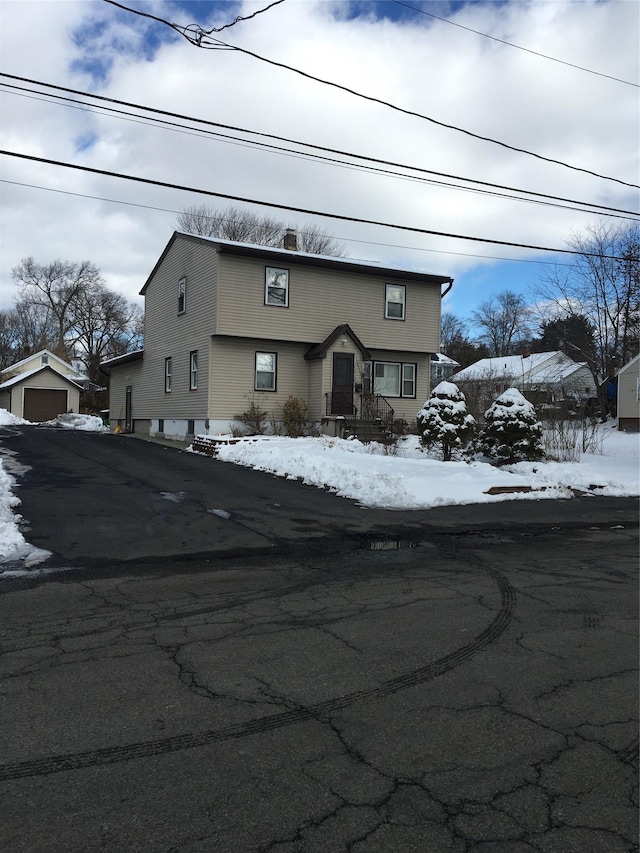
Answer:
[0,366,81,422]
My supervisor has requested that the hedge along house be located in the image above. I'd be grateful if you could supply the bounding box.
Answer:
[0,349,87,422]
[103,231,453,441]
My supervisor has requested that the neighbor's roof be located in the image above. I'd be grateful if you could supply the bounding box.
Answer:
[451,352,567,381]
[431,352,460,365]
[140,232,453,295]
[1,349,80,377]
[0,365,83,391]
[100,349,144,369]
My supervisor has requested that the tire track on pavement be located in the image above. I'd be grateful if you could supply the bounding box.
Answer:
[0,569,515,781]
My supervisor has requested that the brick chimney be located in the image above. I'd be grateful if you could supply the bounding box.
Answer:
[283,228,297,251]
[522,346,531,358]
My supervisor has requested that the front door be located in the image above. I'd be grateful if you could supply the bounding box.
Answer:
[331,353,354,415]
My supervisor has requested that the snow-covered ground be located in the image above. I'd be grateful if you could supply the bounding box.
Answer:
[0,408,638,570]
[205,426,639,509]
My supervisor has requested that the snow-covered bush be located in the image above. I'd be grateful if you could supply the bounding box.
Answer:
[417,381,476,461]
[477,388,544,465]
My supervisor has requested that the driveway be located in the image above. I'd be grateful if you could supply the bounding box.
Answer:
[0,426,638,852]
[1,425,637,570]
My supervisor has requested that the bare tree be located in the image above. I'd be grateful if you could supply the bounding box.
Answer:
[0,302,58,370]
[11,258,104,358]
[71,284,144,384]
[471,290,531,357]
[8,257,143,385]
[440,311,467,353]
[176,204,346,256]
[533,221,640,415]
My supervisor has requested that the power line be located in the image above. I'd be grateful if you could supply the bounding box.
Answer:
[101,0,639,189]
[103,0,287,37]
[2,75,637,219]
[0,148,627,260]
[392,0,639,88]
[3,86,637,222]
[0,178,574,267]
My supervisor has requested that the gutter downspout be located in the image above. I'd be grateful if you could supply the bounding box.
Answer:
[441,278,454,299]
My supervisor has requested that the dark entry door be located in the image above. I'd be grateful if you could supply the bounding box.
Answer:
[125,386,133,432]
[331,353,354,415]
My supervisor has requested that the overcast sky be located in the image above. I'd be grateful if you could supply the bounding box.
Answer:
[1,0,638,333]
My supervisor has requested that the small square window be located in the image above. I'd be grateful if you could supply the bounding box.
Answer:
[178,278,186,314]
[165,357,172,392]
[265,267,289,307]
[190,351,198,390]
[255,352,276,391]
[385,283,405,320]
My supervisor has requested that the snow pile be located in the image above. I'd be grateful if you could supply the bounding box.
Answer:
[0,458,51,566]
[51,413,109,432]
[0,409,30,426]
[209,428,639,510]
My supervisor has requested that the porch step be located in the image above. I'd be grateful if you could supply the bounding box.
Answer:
[343,418,393,443]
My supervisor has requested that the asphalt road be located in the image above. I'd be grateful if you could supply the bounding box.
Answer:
[0,426,638,852]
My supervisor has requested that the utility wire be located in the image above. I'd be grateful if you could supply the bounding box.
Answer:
[101,0,639,189]
[0,149,627,260]
[103,0,287,36]
[2,75,637,219]
[3,85,637,222]
[392,0,638,88]
[0,178,574,267]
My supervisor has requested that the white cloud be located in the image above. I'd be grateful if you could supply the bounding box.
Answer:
[0,0,637,319]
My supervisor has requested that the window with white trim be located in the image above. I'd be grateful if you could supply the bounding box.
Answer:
[373,361,416,398]
[385,283,405,320]
[265,267,289,307]
[178,277,186,314]
[255,352,277,391]
[189,351,198,390]
[164,357,172,392]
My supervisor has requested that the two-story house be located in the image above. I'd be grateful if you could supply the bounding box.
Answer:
[103,231,452,440]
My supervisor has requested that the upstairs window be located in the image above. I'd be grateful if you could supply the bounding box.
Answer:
[265,267,289,307]
[385,283,405,320]
[178,277,186,314]
[190,351,198,390]
[165,357,172,392]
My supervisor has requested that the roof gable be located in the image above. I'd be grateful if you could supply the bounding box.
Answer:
[140,231,453,295]
[1,349,75,377]
[305,324,371,360]
[0,365,83,391]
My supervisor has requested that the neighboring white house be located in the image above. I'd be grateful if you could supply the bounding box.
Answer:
[450,351,595,398]
[616,354,640,432]
[0,350,87,422]
[430,353,460,385]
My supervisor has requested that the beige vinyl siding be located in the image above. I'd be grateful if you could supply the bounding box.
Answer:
[307,360,324,421]
[134,239,218,418]
[208,337,311,424]
[109,359,145,424]
[216,254,441,353]
[617,357,640,422]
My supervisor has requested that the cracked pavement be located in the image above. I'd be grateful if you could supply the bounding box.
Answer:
[0,428,638,852]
